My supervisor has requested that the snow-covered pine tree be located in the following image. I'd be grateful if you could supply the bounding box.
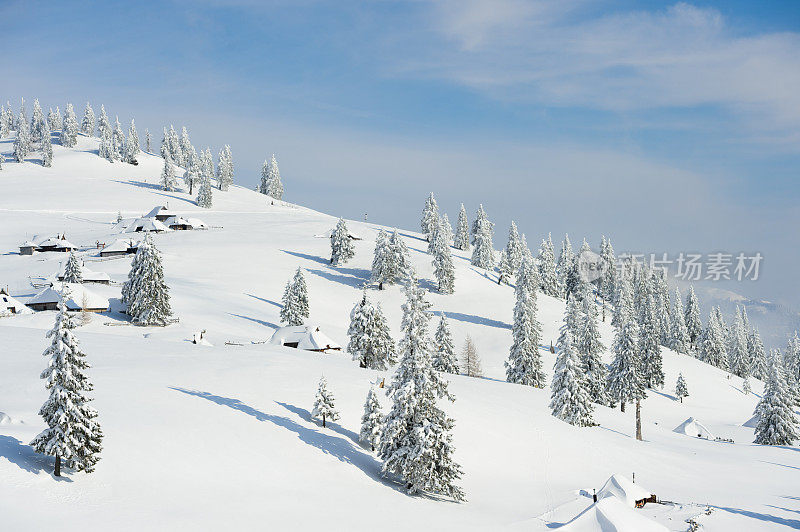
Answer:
[60,104,79,148]
[505,257,545,387]
[420,192,439,241]
[564,239,588,301]
[196,170,214,208]
[266,154,283,200]
[371,230,392,290]
[461,336,482,377]
[729,308,751,378]
[753,354,798,446]
[576,285,608,404]
[497,249,513,285]
[639,295,664,389]
[330,218,355,266]
[685,286,702,351]
[670,287,690,353]
[144,128,151,153]
[30,294,103,475]
[470,204,495,270]
[13,113,31,162]
[439,213,453,247]
[433,314,459,374]
[63,251,83,283]
[179,127,192,166]
[81,102,95,136]
[347,292,395,370]
[743,377,752,395]
[378,274,465,501]
[125,119,140,163]
[167,125,181,164]
[41,119,53,167]
[47,107,63,132]
[555,234,574,298]
[550,328,594,427]
[31,99,45,142]
[504,221,523,274]
[123,235,174,326]
[454,203,470,251]
[701,310,728,370]
[538,233,560,297]
[650,270,672,346]
[98,129,114,162]
[161,154,177,191]
[0,105,8,138]
[280,268,309,326]
[675,373,689,403]
[750,329,768,380]
[111,116,125,160]
[259,158,270,195]
[97,105,110,138]
[183,148,200,194]
[607,283,645,412]
[784,333,800,391]
[311,376,339,428]
[216,145,234,191]
[359,386,383,451]
[432,224,455,294]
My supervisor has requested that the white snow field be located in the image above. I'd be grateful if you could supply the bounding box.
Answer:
[1,135,799,531]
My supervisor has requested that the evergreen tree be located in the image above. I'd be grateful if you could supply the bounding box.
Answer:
[750,329,768,380]
[63,251,83,283]
[330,218,355,266]
[675,373,689,403]
[311,376,339,428]
[743,377,752,395]
[538,233,560,297]
[179,127,192,166]
[30,293,103,475]
[378,275,465,501]
[701,310,728,370]
[470,204,495,270]
[438,214,453,247]
[433,314,459,374]
[454,203,470,251]
[497,249,514,285]
[685,286,702,351]
[183,148,200,194]
[13,113,31,162]
[125,119,140,163]
[31,98,45,142]
[262,154,284,199]
[461,336,482,377]
[359,386,383,451]
[754,354,798,446]
[432,223,455,294]
[0,105,9,137]
[576,286,608,404]
[550,329,594,427]
[161,154,177,191]
[784,332,800,387]
[97,105,110,138]
[608,300,644,412]
[599,236,618,303]
[639,295,664,389]
[347,292,395,370]
[216,145,234,190]
[81,102,95,136]
[98,129,114,162]
[123,235,174,326]
[111,116,125,160]
[504,221,524,275]
[60,104,79,148]
[47,107,62,132]
[556,234,574,299]
[41,119,53,167]
[167,125,182,164]
[280,268,309,326]
[729,308,750,378]
[505,257,545,387]
[145,128,152,153]
[196,174,213,208]
[650,270,672,346]
[371,230,392,290]
[420,192,439,241]
[670,288,690,353]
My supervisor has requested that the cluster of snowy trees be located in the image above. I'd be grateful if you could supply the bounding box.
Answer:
[121,235,174,326]
[280,268,310,326]
[259,154,283,200]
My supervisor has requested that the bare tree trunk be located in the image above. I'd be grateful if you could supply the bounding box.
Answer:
[620,401,625,413]
[322,414,326,428]
[635,399,642,441]
[54,454,61,477]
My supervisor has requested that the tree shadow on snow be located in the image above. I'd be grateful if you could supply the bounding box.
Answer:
[281,249,330,266]
[275,402,361,446]
[396,231,426,243]
[168,388,404,493]
[246,294,282,309]
[431,310,511,330]
[0,435,72,481]
[649,389,677,401]
[307,268,370,290]
[711,506,800,529]
[228,313,279,330]
[759,461,800,472]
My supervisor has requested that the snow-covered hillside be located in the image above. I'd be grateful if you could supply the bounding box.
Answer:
[1,136,799,531]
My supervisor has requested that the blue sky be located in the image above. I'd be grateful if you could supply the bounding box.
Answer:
[2,0,799,306]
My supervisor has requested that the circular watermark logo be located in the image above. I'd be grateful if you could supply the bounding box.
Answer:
[577,249,607,283]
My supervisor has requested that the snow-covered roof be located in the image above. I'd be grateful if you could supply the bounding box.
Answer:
[27,282,109,311]
[0,290,32,315]
[102,238,139,253]
[597,473,653,508]
[560,497,668,532]
[742,414,759,428]
[56,263,111,283]
[38,236,77,249]
[673,417,714,439]
[164,215,191,226]
[123,218,171,233]
[20,240,36,248]
[268,325,341,352]
[185,218,208,229]
[144,206,175,218]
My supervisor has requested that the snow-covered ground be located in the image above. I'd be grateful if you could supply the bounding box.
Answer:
[1,136,799,531]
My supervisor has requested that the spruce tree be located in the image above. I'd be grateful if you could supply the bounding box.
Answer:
[196,172,213,208]
[330,218,355,266]
[670,287,690,353]
[359,386,383,451]
[420,192,439,241]
[470,204,495,270]
[504,221,524,275]
[81,102,95,136]
[145,128,152,153]
[179,127,192,166]
[41,119,53,167]
[599,236,617,303]
[701,310,728,370]
[754,355,798,446]
[60,104,79,148]
[13,113,31,162]
[371,230,392,290]
[556,234,574,299]
[311,376,339,428]
[433,314,459,374]
[97,105,110,138]
[184,148,200,194]
[505,257,545,387]
[347,292,395,370]
[280,268,309,326]
[750,329,767,380]
[729,308,750,378]
[685,286,702,351]
[538,233,560,297]
[31,98,45,142]
[454,203,470,251]
[497,249,513,285]
[123,235,173,326]
[112,116,125,160]
[378,275,465,501]
[47,107,62,132]
[167,125,182,163]
[266,154,283,199]
[608,285,645,412]
[63,251,83,283]
[98,129,114,162]
[640,295,664,389]
[125,119,140,163]
[675,373,689,403]
[30,294,103,475]
[161,154,177,191]
[432,223,455,294]
[576,285,608,404]
[550,329,594,427]
[217,145,234,190]
[439,213,453,247]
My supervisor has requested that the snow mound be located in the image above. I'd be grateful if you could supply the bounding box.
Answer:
[742,414,759,428]
[597,473,653,508]
[561,497,668,532]
[673,417,714,439]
